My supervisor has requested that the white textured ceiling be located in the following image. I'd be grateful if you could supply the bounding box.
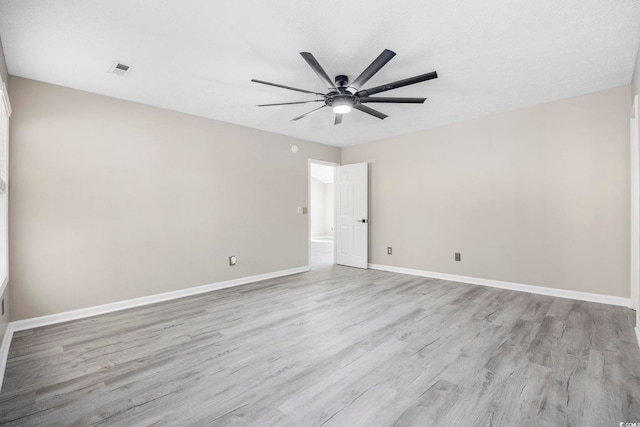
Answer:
[1,1,639,147]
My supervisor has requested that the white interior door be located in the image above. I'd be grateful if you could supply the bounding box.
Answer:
[336,162,368,269]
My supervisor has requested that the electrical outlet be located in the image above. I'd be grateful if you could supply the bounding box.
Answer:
[455,252,461,261]
[387,247,392,255]
[229,256,237,266]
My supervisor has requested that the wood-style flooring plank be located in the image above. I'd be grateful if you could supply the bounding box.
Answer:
[1,265,639,426]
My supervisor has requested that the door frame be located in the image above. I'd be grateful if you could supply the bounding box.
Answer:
[308,159,340,268]
[631,95,639,312]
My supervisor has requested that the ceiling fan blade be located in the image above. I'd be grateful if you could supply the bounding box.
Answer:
[359,97,426,104]
[251,79,325,96]
[334,113,343,125]
[257,100,324,107]
[300,52,339,91]
[353,104,388,120]
[356,71,438,97]
[291,105,327,121]
[350,49,396,90]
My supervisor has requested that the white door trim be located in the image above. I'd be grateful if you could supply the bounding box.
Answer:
[631,95,639,312]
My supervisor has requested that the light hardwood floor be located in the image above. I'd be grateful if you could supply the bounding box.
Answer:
[0,265,639,426]
[311,239,334,267]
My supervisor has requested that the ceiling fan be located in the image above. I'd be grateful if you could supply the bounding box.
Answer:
[251,49,438,125]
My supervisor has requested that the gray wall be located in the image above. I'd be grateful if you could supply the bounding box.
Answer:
[342,85,631,298]
[9,76,340,320]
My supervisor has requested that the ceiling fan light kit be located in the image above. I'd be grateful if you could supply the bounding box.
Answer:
[332,103,352,114]
[252,49,438,125]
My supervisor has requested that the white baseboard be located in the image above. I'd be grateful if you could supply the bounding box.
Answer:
[10,266,308,332]
[368,263,631,307]
[636,325,640,351]
[0,323,14,391]
[0,265,308,391]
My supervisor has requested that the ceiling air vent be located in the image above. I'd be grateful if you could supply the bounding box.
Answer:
[108,61,132,76]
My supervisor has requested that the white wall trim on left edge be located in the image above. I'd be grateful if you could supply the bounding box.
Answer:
[0,265,308,391]
[368,263,631,308]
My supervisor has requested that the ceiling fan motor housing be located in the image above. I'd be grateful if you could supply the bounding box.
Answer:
[326,93,359,108]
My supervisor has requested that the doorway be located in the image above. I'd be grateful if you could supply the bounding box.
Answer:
[309,160,337,268]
